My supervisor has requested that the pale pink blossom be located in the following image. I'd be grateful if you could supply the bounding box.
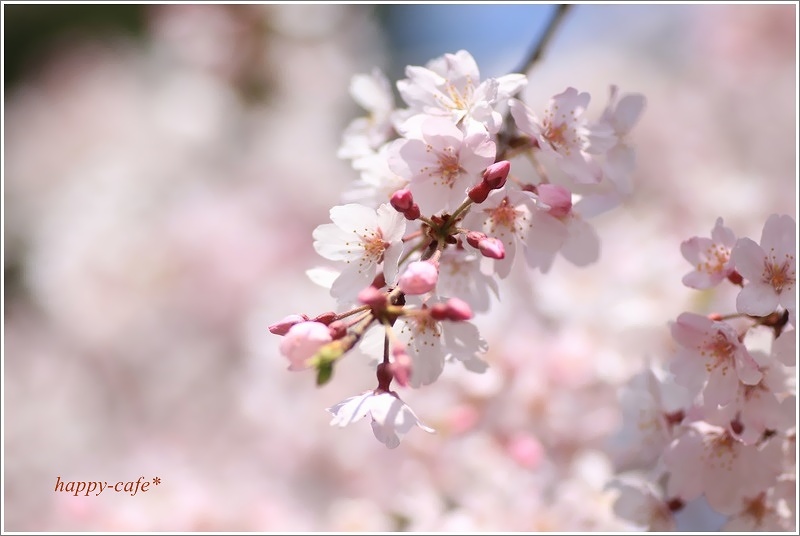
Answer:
[772,328,796,366]
[664,422,784,513]
[396,49,527,134]
[327,389,434,448]
[509,89,601,184]
[398,303,487,387]
[608,476,676,531]
[722,488,796,531]
[387,117,495,215]
[706,350,796,445]
[610,365,690,470]
[338,68,395,160]
[523,185,600,273]
[278,321,332,371]
[312,203,406,303]
[462,189,539,279]
[680,217,738,289]
[590,85,647,196]
[398,260,439,295]
[436,247,499,312]
[670,312,762,407]
[732,214,796,316]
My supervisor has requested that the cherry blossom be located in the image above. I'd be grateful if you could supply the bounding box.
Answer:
[312,203,406,302]
[509,89,602,184]
[669,312,761,407]
[732,213,796,317]
[338,68,396,160]
[387,116,495,215]
[462,188,540,279]
[680,217,738,289]
[523,184,600,273]
[435,247,499,313]
[327,389,434,449]
[398,303,487,387]
[396,49,527,134]
[608,476,677,531]
[590,85,647,196]
[663,422,784,513]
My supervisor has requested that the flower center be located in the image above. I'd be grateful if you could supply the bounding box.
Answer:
[484,196,529,238]
[762,252,795,293]
[698,244,730,275]
[435,147,463,188]
[700,331,735,374]
[359,229,387,267]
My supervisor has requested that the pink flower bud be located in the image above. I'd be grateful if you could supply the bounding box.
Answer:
[327,320,347,340]
[466,231,487,249]
[358,286,387,309]
[312,311,337,325]
[390,189,414,212]
[536,183,572,218]
[398,261,439,295]
[389,342,412,387]
[483,160,511,189]
[443,297,473,321]
[478,237,505,260]
[429,298,473,321]
[468,181,491,203]
[268,314,309,336]
[279,321,332,371]
[403,203,421,221]
[506,434,544,469]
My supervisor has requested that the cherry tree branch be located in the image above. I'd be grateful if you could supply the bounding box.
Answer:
[513,4,573,80]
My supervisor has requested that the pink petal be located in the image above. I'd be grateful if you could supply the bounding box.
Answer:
[731,237,766,281]
[736,282,780,317]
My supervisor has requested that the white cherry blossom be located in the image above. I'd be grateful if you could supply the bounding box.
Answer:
[396,49,527,134]
[732,213,796,317]
[327,389,434,449]
[338,68,396,160]
[509,89,601,184]
[312,203,406,303]
[680,217,738,289]
[669,312,762,407]
[388,116,495,215]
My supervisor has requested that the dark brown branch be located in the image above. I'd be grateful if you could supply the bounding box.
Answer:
[513,4,573,79]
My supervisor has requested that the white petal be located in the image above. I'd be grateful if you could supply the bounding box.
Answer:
[560,217,600,267]
[736,282,780,317]
[614,94,646,133]
[328,392,374,427]
[731,238,766,281]
[329,204,378,233]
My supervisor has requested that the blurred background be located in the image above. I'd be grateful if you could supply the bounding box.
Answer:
[3,4,796,531]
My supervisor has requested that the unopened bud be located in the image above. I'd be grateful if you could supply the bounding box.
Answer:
[466,231,487,249]
[536,183,572,218]
[269,314,309,335]
[313,311,337,325]
[389,343,412,387]
[358,286,387,310]
[442,297,473,321]
[468,181,492,203]
[327,320,347,340]
[478,237,505,260]
[708,312,723,321]
[483,160,511,189]
[404,203,420,220]
[390,189,414,212]
[429,297,473,322]
[398,261,438,295]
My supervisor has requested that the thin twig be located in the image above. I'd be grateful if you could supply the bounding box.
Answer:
[513,5,573,79]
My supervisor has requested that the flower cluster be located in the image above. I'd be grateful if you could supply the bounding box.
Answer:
[610,214,796,530]
[269,49,646,448]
